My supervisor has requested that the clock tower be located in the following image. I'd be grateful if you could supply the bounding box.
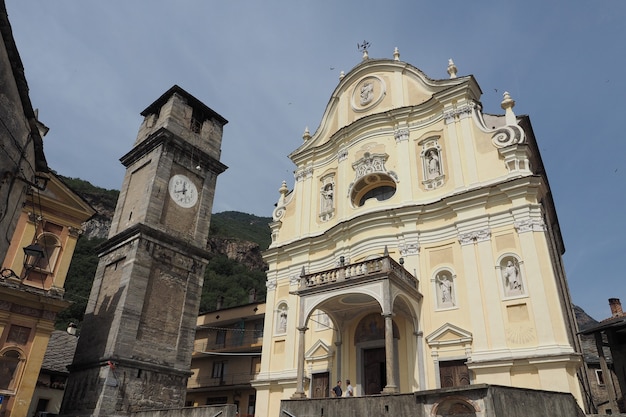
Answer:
[61,86,227,416]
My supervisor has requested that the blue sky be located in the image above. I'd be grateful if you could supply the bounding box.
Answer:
[6,1,626,320]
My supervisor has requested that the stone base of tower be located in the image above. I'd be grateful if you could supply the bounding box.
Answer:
[61,360,191,416]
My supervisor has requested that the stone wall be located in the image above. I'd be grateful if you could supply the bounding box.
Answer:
[132,405,236,417]
[280,385,585,417]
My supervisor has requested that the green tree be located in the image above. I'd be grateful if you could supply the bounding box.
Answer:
[55,236,105,329]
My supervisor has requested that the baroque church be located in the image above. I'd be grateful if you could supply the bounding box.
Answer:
[255,48,583,417]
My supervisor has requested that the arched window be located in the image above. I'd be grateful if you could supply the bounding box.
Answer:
[0,350,24,392]
[26,232,62,273]
[350,173,397,207]
[349,152,398,207]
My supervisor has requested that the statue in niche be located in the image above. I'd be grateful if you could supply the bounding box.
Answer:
[360,82,374,106]
[436,273,454,307]
[502,259,523,295]
[277,306,288,333]
[321,183,334,213]
[427,149,441,179]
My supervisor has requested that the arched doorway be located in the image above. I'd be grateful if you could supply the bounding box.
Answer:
[354,313,400,395]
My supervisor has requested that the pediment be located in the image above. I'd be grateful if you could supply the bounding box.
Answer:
[290,57,479,163]
[32,174,96,224]
[426,323,473,347]
[305,339,333,360]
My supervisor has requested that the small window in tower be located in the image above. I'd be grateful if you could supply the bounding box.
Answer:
[190,107,205,133]
[595,369,605,386]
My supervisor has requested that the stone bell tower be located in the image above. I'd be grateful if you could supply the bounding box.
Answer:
[61,85,227,416]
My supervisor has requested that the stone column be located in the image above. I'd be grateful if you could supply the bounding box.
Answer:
[292,326,308,398]
[415,330,426,390]
[334,340,342,382]
[382,313,399,393]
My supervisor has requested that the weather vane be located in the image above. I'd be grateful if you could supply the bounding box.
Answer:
[357,40,370,54]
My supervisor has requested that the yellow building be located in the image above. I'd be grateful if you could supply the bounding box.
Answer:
[255,50,583,417]
[0,174,95,416]
[187,302,265,415]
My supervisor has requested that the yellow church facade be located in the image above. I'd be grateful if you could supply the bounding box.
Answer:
[255,50,582,417]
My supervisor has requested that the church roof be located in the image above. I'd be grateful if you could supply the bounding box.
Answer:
[140,84,228,126]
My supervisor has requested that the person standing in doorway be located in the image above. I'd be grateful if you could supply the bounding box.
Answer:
[332,380,342,397]
[345,379,354,397]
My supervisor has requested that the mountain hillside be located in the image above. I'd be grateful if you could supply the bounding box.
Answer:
[57,176,271,329]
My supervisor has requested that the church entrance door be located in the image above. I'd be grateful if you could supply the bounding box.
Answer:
[363,347,386,395]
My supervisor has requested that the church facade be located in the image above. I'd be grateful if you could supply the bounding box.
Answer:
[255,49,583,417]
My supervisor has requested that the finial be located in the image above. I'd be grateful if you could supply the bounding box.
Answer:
[339,71,345,80]
[357,40,370,61]
[302,126,311,141]
[393,47,400,61]
[501,91,517,125]
[447,59,457,79]
[279,181,288,196]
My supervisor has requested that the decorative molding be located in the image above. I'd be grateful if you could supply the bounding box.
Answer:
[295,166,313,182]
[514,218,546,233]
[394,128,409,143]
[351,75,386,112]
[352,152,389,180]
[319,210,334,223]
[426,322,473,347]
[289,275,300,287]
[266,278,277,291]
[443,102,475,125]
[399,243,419,256]
[505,323,536,344]
[68,226,83,237]
[337,148,348,162]
[458,229,491,245]
[491,124,525,148]
[272,206,286,222]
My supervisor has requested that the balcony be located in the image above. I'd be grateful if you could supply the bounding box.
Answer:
[187,371,259,389]
[299,255,419,294]
[194,329,263,353]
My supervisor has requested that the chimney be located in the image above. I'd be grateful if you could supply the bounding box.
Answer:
[609,298,623,317]
[216,296,224,310]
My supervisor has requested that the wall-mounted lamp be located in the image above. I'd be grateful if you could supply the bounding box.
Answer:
[23,243,45,272]
[1,243,46,280]
[399,257,404,265]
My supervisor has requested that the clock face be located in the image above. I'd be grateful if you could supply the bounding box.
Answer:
[168,174,198,208]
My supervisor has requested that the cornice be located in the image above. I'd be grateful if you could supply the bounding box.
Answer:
[268,175,547,252]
